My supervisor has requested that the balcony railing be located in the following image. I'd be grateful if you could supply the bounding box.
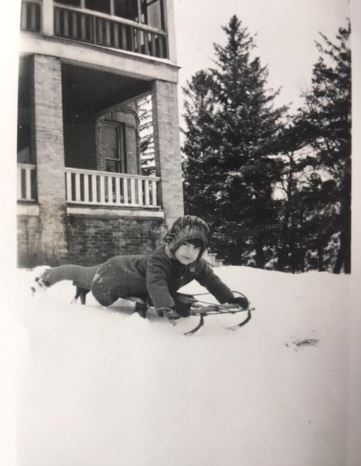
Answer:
[65,168,160,208]
[20,1,168,59]
[17,163,37,201]
[54,5,168,58]
[21,0,42,33]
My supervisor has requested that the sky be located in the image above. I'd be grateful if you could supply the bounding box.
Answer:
[174,0,350,115]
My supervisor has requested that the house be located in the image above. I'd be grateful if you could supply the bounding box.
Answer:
[17,0,184,266]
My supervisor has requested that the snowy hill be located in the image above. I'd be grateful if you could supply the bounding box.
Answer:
[1,266,353,466]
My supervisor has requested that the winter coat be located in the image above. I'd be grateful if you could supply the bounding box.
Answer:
[91,246,234,309]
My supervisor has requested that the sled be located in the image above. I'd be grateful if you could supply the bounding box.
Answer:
[176,301,255,335]
[71,287,254,335]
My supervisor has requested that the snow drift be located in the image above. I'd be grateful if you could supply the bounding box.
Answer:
[6,266,351,466]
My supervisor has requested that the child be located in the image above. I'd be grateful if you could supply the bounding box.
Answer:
[33,215,249,317]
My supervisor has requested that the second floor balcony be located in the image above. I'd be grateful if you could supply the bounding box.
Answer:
[21,0,169,59]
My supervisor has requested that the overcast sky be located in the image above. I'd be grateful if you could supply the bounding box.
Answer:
[174,0,350,116]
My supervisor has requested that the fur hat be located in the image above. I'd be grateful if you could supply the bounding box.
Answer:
[164,215,210,255]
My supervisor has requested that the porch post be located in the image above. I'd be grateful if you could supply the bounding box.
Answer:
[152,80,184,227]
[33,54,67,262]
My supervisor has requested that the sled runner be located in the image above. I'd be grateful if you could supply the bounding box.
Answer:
[172,299,255,335]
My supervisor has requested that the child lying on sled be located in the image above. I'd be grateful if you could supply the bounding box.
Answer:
[33,215,249,318]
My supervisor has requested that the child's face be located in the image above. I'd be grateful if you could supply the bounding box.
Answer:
[174,241,201,265]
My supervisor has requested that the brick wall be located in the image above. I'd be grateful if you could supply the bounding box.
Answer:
[66,214,164,265]
[152,80,184,228]
[33,54,68,261]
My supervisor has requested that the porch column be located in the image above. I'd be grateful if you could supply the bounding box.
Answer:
[152,80,184,227]
[33,54,67,261]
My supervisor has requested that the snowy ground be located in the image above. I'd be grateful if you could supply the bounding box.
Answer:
[1,266,354,466]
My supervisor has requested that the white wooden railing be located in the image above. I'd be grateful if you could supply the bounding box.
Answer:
[17,163,36,201]
[65,167,160,208]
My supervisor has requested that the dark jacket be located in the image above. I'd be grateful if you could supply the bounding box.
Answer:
[91,246,234,309]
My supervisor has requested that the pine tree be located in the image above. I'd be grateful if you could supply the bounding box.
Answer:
[297,21,351,273]
[183,16,287,266]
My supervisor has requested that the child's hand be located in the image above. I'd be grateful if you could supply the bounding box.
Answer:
[157,307,179,319]
[174,302,192,317]
[228,296,249,309]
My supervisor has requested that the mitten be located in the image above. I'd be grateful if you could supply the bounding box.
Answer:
[174,301,192,317]
[228,295,249,309]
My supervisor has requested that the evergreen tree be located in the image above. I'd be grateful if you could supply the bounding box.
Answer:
[182,70,219,220]
[297,21,351,273]
[183,16,287,266]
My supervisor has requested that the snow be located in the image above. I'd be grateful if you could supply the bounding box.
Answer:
[2,266,355,466]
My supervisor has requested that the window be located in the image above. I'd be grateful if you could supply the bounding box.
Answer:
[17,123,32,163]
[85,0,110,14]
[114,0,139,22]
[140,0,164,30]
[103,122,127,173]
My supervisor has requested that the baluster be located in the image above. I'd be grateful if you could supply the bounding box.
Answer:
[130,178,136,204]
[30,3,37,31]
[123,177,129,204]
[65,172,72,201]
[17,167,22,199]
[84,174,89,203]
[113,23,119,48]
[163,36,168,58]
[151,180,157,206]
[135,28,141,53]
[91,174,97,203]
[143,31,149,55]
[121,25,127,50]
[130,26,135,52]
[150,32,155,57]
[63,9,70,36]
[54,7,61,35]
[107,176,113,204]
[99,175,105,203]
[158,35,164,58]
[75,173,81,201]
[115,176,121,204]
[21,3,27,30]
[80,14,86,40]
[144,179,150,206]
[92,15,97,44]
[97,17,103,45]
[71,11,78,39]
[137,178,143,205]
[105,20,111,46]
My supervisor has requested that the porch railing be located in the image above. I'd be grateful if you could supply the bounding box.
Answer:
[17,163,37,201]
[54,5,168,58]
[20,1,168,59]
[65,168,160,208]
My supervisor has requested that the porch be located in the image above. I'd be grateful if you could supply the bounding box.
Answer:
[18,1,182,266]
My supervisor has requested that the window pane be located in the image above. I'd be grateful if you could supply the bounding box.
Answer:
[114,0,139,21]
[17,124,32,163]
[85,0,110,14]
[141,0,164,29]
[103,125,118,158]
